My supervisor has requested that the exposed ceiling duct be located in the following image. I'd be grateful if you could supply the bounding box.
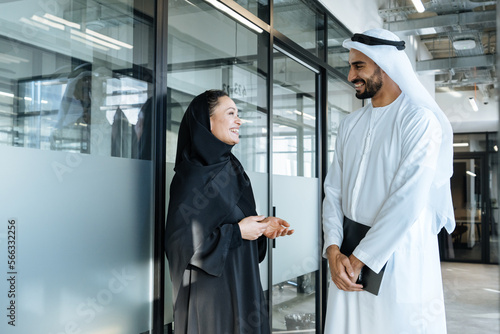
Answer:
[379,0,496,97]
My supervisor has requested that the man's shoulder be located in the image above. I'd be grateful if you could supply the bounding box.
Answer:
[398,94,437,121]
[397,95,440,131]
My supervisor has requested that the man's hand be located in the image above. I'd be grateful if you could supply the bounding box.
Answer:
[348,254,364,284]
[326,245,363,291]
[261,216,294,239]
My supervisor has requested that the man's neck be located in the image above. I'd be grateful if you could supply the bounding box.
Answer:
[372,80,401,108]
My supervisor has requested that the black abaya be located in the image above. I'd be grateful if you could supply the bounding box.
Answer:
[165,91,270,334]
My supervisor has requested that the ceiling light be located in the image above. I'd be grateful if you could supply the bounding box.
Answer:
[468,97,478,112]
[453,142,469,147]
[453,39,476,50]
[43,13,81,29]
[86,29,133,49]
[71,29,120,50]
[31,15,65,30]
[203,0,263,33]
[0,53,29,64]
[19,17,49,31]
[70,35,110,51]
[0,91,14,98]
[411,0,425,13]
[466,171,476,177]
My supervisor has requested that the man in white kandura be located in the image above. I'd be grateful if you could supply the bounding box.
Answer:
[322,28,456,333]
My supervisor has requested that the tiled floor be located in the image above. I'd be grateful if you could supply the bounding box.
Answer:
[442,262,500,334]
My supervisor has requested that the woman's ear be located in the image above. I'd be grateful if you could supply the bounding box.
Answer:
[209,116,213,131]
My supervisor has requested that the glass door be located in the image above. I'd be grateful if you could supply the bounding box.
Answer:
[165,0,271,327]
[441,154,490,262]
[270,48,320,332]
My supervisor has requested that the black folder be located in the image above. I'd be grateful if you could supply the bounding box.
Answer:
[340,217,386,296]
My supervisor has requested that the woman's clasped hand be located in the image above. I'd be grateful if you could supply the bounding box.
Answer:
[238,215,294,240]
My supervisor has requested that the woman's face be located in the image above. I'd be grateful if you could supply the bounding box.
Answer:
[210,96,242,145]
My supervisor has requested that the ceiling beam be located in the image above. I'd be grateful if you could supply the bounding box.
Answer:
[416,55,495,75]
[383,10,496,35]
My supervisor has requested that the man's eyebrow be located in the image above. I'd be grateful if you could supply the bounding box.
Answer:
[349,60,366,66]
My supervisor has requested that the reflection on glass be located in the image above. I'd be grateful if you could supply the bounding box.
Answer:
[441,134,499,264]
[326,75,360,166]
[446,158,483,262]
[272,50,318,332]
[273,50,316,177]
[233,0,270,24]
[167,0,268,173]
[0,2,154,159]
[272,272,316,331]
[0,1,156,333]
[274,0,324,58]
[327,17,350,76]
[166,0,270,325]
[489,151,499,263]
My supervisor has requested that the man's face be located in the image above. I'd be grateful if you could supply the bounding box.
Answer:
[347,49,383,100]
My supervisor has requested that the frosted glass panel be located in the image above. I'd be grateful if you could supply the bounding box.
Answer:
[0,146,153,333]
[272,175,319,284]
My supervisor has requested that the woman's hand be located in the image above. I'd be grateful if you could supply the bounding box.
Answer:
[261,216,294,239]
[238,215,269,240]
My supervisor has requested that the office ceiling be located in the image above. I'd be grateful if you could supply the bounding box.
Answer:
[379,0,496,104]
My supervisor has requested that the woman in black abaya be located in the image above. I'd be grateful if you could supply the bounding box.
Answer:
[165,90,293,334]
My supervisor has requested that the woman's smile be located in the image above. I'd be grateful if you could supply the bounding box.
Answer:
[210,96,242,145]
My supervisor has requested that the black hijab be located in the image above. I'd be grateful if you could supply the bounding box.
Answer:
[165,90,258,297]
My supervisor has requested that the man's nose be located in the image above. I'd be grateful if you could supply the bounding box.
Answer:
[347,68,356,83]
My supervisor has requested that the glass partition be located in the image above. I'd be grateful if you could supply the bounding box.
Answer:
[489,149,499,263]
[273,0,324,59]
[272,51,316,177]
[0,0,156,333]
[326,17,350,76]
[233,0,270,23]
[488,134,499,263]
[167,0,269,171]
[453,133,488,153]
[445,157,485,262]
[271,49,319,332]
[326,74,360,166]
[166,0,270,302]
[440,133,499,264]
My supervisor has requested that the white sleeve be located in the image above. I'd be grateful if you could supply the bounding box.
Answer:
[322,122,345,258]
[352,108,441,273]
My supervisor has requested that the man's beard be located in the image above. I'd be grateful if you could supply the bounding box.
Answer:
[354,66,383,100]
